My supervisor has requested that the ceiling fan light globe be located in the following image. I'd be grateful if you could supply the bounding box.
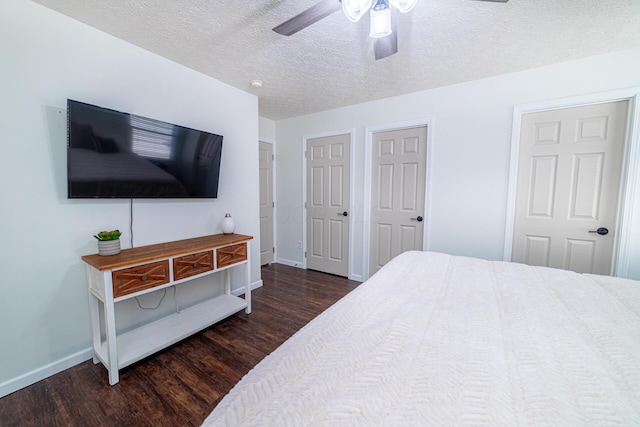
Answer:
[342,0,373,22]
[389,0,417,13]
[369,6,392,38]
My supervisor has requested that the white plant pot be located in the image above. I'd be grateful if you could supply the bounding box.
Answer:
[221,213,236,234]
[98,239,121,256]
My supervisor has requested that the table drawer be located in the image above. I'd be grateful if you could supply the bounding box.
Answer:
[217,243,247,268]
[173,250,214,280]
[112,260,170,298]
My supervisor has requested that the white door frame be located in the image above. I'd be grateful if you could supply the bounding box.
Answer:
[364,118,435,281]
[302,129,355,279]
[259,138,276,263]
[504,88,640,277]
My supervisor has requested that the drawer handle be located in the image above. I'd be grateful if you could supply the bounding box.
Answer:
[141,275,148,281]
[192,262,199,268]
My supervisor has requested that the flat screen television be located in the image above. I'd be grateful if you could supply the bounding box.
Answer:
[67,99,223,198]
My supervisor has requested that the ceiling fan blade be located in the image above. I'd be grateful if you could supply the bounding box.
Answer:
[374,8,398,60]
[273,0,342,36]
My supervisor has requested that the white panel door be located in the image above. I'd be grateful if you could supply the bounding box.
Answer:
[512,101,628,275]
[259,141,274,265]
[370,126,427,276]
[306,134,350,277]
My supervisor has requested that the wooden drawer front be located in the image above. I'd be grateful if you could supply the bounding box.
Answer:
[217,243,247,268]
[112,260,170,298]
[173,251,214,281]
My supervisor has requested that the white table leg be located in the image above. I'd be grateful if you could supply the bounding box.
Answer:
[89,294,101,364]
[245,246,251,314]
[103,273,119,385]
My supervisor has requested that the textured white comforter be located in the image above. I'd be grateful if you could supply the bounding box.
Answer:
[203,251,640,426]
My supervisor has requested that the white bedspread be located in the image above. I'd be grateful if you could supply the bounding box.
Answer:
[203,251,640,426]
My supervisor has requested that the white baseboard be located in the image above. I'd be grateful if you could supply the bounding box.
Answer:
[0,348,93,398]
[1,280,263,399]
[275,259,362,282]
[274,258,305,268]
[349,274,364,282]
[231,279,263,296]
[274,259,362,282]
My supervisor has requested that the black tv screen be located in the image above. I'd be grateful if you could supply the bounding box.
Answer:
[67,99,223,198]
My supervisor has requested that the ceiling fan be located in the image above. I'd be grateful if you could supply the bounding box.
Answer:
[273,0,509,60]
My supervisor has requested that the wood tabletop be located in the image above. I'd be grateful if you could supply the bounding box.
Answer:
[81,233,253,271]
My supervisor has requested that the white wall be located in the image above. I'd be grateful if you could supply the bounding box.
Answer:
[628,176,640,280]
[0,1,261,396]
[275,47,640,281]
[259,116,276,142]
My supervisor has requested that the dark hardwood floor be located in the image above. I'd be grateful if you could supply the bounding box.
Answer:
[0,264,360,427]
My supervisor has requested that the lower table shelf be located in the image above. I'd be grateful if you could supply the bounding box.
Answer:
[94,294,247,370]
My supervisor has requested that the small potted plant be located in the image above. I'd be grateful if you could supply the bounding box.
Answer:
[94,229,122,256]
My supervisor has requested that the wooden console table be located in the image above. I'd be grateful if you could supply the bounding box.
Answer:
[81,233,253,385]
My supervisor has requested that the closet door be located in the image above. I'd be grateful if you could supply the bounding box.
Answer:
[259,141,274,265]
[370,126,427,276]
[306,134,350,277]
[512,101,627,275]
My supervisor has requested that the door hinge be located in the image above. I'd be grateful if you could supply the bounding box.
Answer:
[272,247,275,253]
[304,251,307,258]
[272,201,275,208]
[272,154,274,161]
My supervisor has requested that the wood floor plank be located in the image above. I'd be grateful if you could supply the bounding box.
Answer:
[0,264,360,426]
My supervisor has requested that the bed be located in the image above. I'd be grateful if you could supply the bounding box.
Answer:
[202,251,640,426]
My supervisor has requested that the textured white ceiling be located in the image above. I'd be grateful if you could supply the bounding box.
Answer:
[33,0,640,120]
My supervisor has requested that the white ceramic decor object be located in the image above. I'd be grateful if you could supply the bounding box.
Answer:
[98,239,121,256]
[221,213,236,234]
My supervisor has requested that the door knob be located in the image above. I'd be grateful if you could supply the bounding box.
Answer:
[410,216,423,222]
[337,211,348,217]
[588,227,609,235]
